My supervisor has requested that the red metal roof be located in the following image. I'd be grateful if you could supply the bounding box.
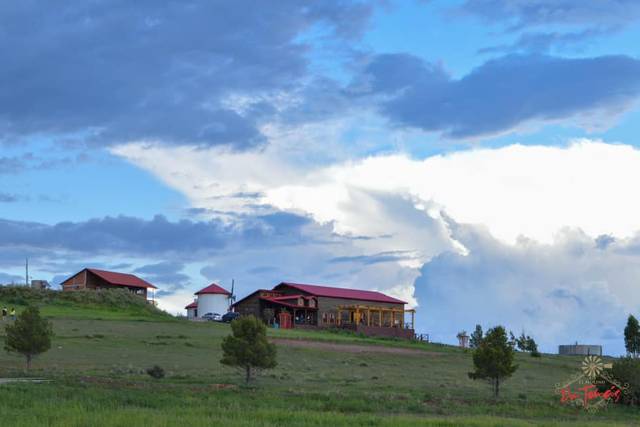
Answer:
[87,268,157,289]
[276,282,406,304]
[195,283,231,295]
[185,301,198,309]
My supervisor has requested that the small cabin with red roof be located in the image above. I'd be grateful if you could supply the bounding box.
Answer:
[232,282,415,339]
[184,283,232,320]
[61,268,157,300]
[185,301,198,320]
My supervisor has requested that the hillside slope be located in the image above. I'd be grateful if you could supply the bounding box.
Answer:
[0,286,172,321]
[0,293,637,426]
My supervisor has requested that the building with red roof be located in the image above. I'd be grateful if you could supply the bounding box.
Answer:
[184,283,232,320]
[61,268,157,300]
[232,282,415,339]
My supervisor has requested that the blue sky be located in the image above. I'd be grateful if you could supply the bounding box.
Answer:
[3,0,640,355]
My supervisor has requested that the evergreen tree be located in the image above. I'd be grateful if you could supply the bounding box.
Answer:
[4,306,53,369]
[516,332,528,352]
[508,330,517,350]
[527,337,541,357]
[221,315,277,384]
[624,315,640,358]
[515,331,540,357]
[468,326,519,398]
[470,324,483,349]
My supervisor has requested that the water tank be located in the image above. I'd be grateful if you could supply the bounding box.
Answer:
[558,344,602,356]
[197,293,229,316]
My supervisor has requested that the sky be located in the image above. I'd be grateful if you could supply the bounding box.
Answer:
[2,0,640,355]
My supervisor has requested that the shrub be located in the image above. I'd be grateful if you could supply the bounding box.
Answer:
[146,365,165,379]
[609,357,640,405]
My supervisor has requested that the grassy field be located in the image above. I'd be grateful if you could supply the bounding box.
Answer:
[0,289,638,426]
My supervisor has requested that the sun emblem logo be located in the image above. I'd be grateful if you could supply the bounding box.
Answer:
[581,355,610,379]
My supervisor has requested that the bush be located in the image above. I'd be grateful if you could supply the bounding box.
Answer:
[146,365,165,379]
[608,357,640,405]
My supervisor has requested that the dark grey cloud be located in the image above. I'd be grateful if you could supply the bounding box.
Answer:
[0,1,376,149]
[355,53,640,138]
[0,211,330,259]
[245,265,280,275]
[458,0,640,30]
[0,152,89,174]
[329,250,414,265]
[0,193,21,203]
[478,29,603,54]
[458,1,640,52]
[134,261,190,294]
[0,155,28,174]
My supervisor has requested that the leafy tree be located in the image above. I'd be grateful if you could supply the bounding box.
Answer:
[470,324,483,349]
[508,330,517,350]
[468,326,519,398]
[4,306,53,369]
[624,315,640,358]
[221,315,277,384]
[515,331,541,357]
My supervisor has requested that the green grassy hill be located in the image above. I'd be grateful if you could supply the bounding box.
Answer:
[0,287,637,426]
[0,286,172,321]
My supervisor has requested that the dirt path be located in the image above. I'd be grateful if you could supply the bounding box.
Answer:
[271,338,440,356]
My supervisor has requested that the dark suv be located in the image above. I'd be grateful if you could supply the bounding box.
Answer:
[221,312,240,323]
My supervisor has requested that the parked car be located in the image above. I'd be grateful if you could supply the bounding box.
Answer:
[202,312,221,321]
[221,312,240,323]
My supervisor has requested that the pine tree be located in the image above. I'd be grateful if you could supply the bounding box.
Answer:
[624,315,640,358]
[468,326,519,398]
[470,324,483,349]
[221,315,277,384]
[4,306,53,369]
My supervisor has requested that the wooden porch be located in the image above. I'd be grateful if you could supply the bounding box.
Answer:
[336,304,415,329]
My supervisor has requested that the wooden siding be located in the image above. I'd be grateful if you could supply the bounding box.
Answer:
[61,270,148,298]
[234,292,263,318]
[234,284,405,330]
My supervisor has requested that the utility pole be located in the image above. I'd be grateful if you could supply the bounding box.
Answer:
[229,279,236,310]
[25,258,29,287]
